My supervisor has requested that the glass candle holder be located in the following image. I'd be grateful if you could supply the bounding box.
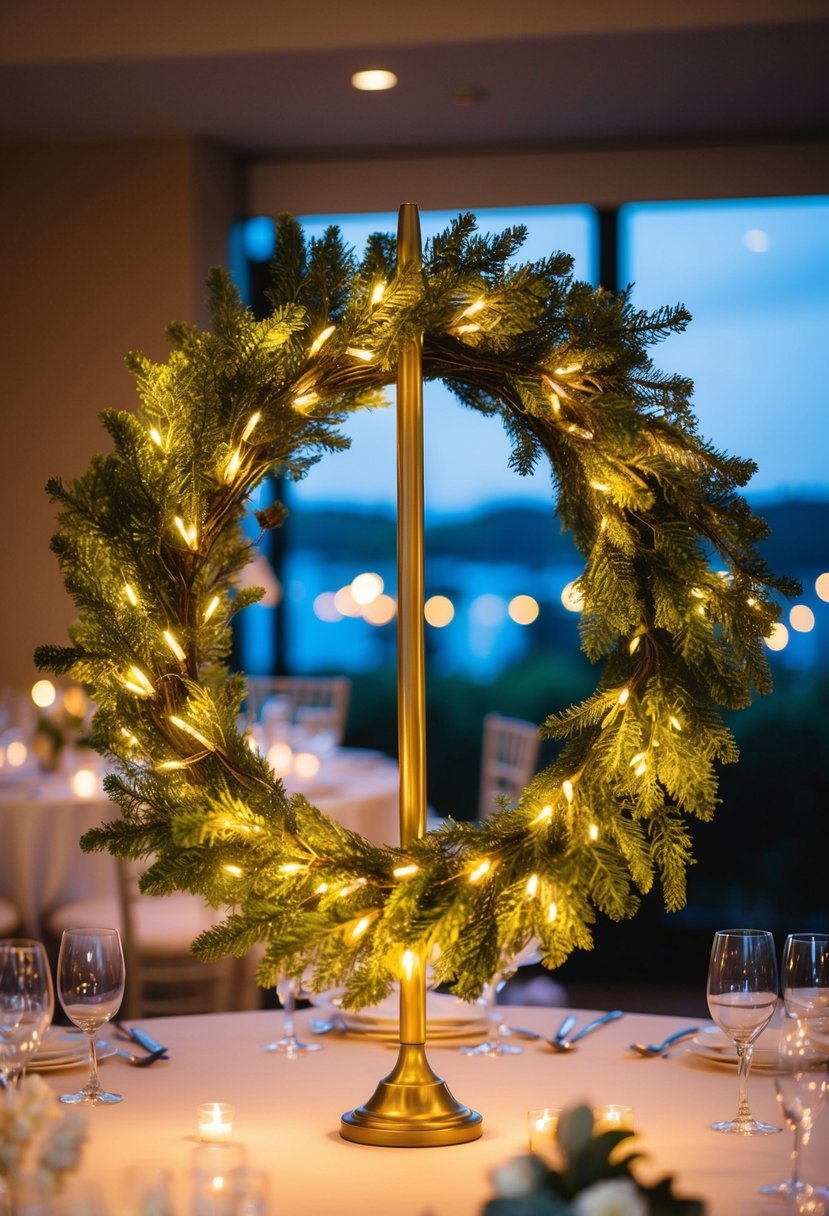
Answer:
[593,1103,634,1134]
[527,1107,561,1160]
[197,1102,235,1142]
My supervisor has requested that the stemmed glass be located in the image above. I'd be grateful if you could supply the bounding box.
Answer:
[706,928,781,1134]
[0,938,54,1091]
[57,927,125,1105]
[262,976,321,1058]
[461,940,541,1057]
[759,932,829,1201]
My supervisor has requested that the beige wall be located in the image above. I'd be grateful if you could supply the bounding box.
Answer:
[0,136,237,689]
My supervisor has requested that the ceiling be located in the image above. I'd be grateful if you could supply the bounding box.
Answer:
[1,5,828,156]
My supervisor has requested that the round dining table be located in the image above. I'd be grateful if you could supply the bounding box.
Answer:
[31,1002,829,1216]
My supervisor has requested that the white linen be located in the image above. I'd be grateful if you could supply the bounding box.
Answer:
[0,754,400,938]
[34,1005,829,1215]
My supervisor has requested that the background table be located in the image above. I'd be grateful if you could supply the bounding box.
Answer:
[0,772,115,937]
[36,1004,829,1215]
[0,752,400,941]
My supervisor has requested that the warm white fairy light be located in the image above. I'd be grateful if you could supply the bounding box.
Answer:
[124,665,155,698]
[293,391,319,411]
[157,759,187,770]
[554,363,582,376]
[337,878,368,899]
[590,481,611,493]
[669,715,682,732]
[224,864,243,877]
[173,516,198,549]
[455,323,482,335]
[163,630,186,663]
[588,823,599,841]
[309,324,336,355]
[546,901,558,923]
[223,448,242,482]
[351,916,371,941]
[203,595,220,623]
[169,714,213,750]
[315,882,329,895]
[460,298,485,319]
[628,636,641,655]
[346,347,374,362]
[120,727,139,747]
[240,411,261,443]
[690,587,705,599]
[370,281,387,306]
[525,873,539,898]
[533,804,553,826]
[279,862,304,874]
[149,427,164,448]
[618,687,630,706]
[393,864,419,879]
[566,423,594,441]
[562,779,574,804]
[468,859,491,884]
[124,583,139,607]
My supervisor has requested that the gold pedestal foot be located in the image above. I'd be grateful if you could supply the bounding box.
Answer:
[340,1044,483,1147]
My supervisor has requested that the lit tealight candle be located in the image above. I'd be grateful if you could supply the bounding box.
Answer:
[197,1102,235,1142]
[527,1107,561,1161]
[593,1103,634,1134]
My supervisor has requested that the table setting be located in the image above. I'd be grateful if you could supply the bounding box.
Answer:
[3,928,828,1216]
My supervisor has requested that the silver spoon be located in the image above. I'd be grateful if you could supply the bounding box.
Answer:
[114,1046,168,1067]
[627,1026,699,1057]
[547,1009,623,1052]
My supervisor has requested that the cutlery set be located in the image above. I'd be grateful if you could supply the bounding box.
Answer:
[113,1022,170,1066]
[309,1005,698,1057]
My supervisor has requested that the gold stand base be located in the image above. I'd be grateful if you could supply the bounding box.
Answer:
[340,1044,483,1147]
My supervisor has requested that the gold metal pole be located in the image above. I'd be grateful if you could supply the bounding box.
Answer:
[340,204,482,1147]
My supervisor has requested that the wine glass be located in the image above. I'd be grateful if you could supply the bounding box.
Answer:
[57,927,125,1105]
[758,1019,828,1202]
[706,928,781,1134]
[461,940,541,1057]
[262,976,321,1057]
[0,938,54,1090]
[757,931,829,1200]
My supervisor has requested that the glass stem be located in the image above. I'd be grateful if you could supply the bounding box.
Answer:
[735,1043,754,1123]
[485,973,502,1040]
[789,1121,803,1190]
[85,1030,102,1095]
[282,980,296,1040]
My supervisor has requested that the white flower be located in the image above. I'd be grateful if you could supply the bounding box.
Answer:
[573,1178,649,1216]
[0,1074,87,1193]
[491,1154,548,1199]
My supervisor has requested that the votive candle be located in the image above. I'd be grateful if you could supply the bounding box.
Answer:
[197,1102,235,1142]
[593,1103,634,1134]
[527,1106,561,1159]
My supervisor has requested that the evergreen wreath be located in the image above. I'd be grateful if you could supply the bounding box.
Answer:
[36,214,797,1007]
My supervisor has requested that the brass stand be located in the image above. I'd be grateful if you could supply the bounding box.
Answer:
[340,204,483,1147]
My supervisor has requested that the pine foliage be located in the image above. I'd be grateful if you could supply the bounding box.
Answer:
[35,213,796,1003]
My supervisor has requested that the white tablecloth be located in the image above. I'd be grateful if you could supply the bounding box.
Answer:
[0,772,115,937]
[0,753,400,939]
[36,1004,829,1215]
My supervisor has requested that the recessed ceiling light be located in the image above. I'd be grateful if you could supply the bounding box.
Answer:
[351,69,398,92]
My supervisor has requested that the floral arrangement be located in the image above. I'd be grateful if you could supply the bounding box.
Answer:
[484,1106,703,1216]
[0,1074,87,1202]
